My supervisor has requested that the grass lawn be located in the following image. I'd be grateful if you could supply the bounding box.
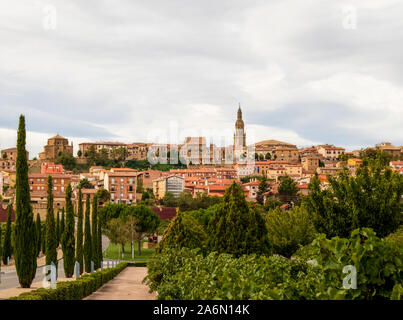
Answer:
[104,241,155,263]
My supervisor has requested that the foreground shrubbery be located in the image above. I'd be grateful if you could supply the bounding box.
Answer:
[9,262,127,300]
[145,229,403,300]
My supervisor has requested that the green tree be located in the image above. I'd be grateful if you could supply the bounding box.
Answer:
[2,205,13,264]
[103,218,129,256]
[163,191,178,207]
[122,205,160,256]
[35,213,41,257]
[266,206,316,257]
[79,178,94,189]
[77,150,82,157]
[91,195,99,268]
[75,186,84,274]
[41,224,46,255]
[56,210,60,247]
[45,175,58,277]
[60,208,65,237]
[13,115,37,288]
[55,152,77,171]
[84,195,92,273]
[157,212,206,253]
[278,175,298,196]
[256,175,269,205]
[61,184,75,277]
[265,152,271,160]
[95,188,110,205]
[304,161,402,238]
[207,182,270,257]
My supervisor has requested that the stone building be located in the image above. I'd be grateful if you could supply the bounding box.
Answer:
[39,135,73,161]
[78,142,127,158]
[153,175,184,199]
[233,105,247,162]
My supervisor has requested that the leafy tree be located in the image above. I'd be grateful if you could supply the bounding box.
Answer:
[163,192,178,207]
[265,152,271,160]
[13,115,37,288]
[124,215,139,259]
[157,212,207,253]
[75,186,84,274]
[266,206,316,257]
[186,204,220,232]
[178,190,220,212]
[136,178,144,193]
[207,182,270,257]
[103,218,130,256]
[122,205,160,256]
[2,205,13,264]
[256,175,269,205]
[91,195,99,268]
[45,175,58,277]
[55,152,77,171]
[35,213,41,257]
[77,150,82,157]
[304,161,402,238]
[61,184,75,277]
[95,188,110,204]
[84,195,92,273]
[98,203,127,227]
[278,176,298,196]
[264,197,282,211]
[97,215,103,267]
[254,153,259,160]
[79,178,94,189]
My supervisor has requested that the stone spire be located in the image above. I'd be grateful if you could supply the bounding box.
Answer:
[235,104,244,129]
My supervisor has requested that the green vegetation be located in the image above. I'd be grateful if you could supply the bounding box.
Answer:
[207,182,270,257]
[104,242,154,263]
[163,192,177,207]
[84,196,92,273]
[62,184,75,277]
[10,262,127,300]
[91,195,100,269]
[79,178,94,189]
[76,187,84,274]
[35,213,41,257]
[266,206,316,257]
[14,115,37,288]
[303,161,402,238]
[145,229,402,300]
[256,175,269,205]
[157,212,206,253]
[177,190,221,212]
[278,175,298,196]
[125,159,186,172]
[45,176,58,277]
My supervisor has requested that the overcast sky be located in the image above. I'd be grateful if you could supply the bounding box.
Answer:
[0,0,402,158]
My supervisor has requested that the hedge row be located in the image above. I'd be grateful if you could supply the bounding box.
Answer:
[9,262,127,300]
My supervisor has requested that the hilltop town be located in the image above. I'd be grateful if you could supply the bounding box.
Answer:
[0,106,402,220]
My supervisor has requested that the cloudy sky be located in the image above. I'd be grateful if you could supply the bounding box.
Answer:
[0,0,402,158]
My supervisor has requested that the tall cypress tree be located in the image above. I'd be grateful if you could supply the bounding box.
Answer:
[76,186,84,274]
[91,195,99,269]
[97,215,103,268]
[60,208,65,239]
[14,115,37,288]
[56,210,60,247]
[61,184,75,277]
[2,205,13,265]
[35,213,41,257]
[84,195,92,273]
[45,175,58,277]
[41,224,46,255]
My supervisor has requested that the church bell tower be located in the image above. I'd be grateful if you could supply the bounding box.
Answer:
[234,104,246,162]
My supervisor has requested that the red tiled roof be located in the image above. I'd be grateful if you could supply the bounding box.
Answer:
[0,205,15,223]
[151,207,177,220]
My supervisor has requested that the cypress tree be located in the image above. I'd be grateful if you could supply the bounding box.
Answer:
[45,175,58,277]
[35,213,41,257]
[84,195,92,273]
[56,210,60,247]
[75,186,84,274]
[91,195,99,268]
[97,215,103,268]
[41,224,46,255]
[14,115,37,288]
[2,205,13,265]
[60,208,65,239]
[61,184,75,277]
[207,181,270,257]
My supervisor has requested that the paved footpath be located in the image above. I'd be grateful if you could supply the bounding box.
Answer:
[84,267,156,300]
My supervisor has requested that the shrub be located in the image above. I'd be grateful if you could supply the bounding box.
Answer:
[156,212,207,253]
[9,262,127,300]
[266,206,316,257]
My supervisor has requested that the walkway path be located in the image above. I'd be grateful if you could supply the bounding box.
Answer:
[84,267,156,300]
